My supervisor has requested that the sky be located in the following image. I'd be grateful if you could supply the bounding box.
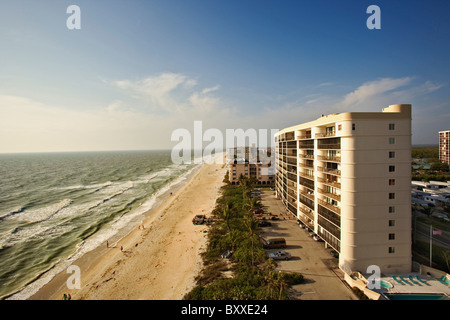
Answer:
[0,0,449,153]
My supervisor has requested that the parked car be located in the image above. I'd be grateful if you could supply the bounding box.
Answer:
[258,221,272,227]
[268,250,291,260]
[221,250,232,259]
[330,250,339,258]
[270,215,280,220]
[253,208,264,214]
[192,215,206,225]
[263,238,286,249]
[312,235,322,242]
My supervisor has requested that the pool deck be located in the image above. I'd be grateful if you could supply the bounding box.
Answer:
[376,273,450,297]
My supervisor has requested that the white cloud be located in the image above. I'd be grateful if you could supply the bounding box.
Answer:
[0,75,234,153]
[201,85,221,95]
[0,75,444,153]
[112,73,193,112]
[336,77,413,111]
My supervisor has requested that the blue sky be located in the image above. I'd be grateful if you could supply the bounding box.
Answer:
[0,0,449,152]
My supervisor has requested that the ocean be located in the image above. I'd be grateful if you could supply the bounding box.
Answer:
[0,150,198,299]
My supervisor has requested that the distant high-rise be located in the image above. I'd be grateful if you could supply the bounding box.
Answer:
[274,104,412,274]
[439,130,450,165]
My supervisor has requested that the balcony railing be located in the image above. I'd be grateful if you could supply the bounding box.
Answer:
[317,198,341,215]
[299,189,315,201]
[315,131,336,138]
[317,155,341,162]
[298,205,314,220]
[299,153,314,159]
[300,162,314,169]
[317,143,341,150]
[317,176,341,189]
[317,188,341,201]
[317,166,341,176]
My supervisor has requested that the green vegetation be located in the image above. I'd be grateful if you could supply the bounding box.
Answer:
[412,146,439,159]
[183,174,304,300]
[412,146,450,182]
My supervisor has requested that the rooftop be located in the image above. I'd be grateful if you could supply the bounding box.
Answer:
[376,272,450,298]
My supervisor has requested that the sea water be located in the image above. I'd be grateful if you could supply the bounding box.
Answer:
[0,150,198,299]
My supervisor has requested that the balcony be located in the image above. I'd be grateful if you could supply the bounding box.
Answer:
[317,166,341,176]
[299,153,314,159]
[300,161,314,169]
[298,205,314,220]
[297,134,312,140]
[317,198,341,215]
[299,189,315,201]
[317,138,340,150]
[315,131,336,138]
[287,172,297,182]
[317,176,341,189]
[300,171,315,180]
[299,141,315,149]
[317,188,341,201]
[317,155,341,162]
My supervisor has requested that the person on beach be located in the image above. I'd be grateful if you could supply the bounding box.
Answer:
[106,241,109,248]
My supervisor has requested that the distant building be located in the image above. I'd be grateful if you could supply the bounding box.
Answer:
[275,104,412,274]
[226,147,274,185]
[439,130,450,165]
[412,180,450,210]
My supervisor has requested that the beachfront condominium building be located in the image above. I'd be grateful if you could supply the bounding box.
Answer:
[439,130,450,165]
[227,147,275,185]
[274,104,412,274]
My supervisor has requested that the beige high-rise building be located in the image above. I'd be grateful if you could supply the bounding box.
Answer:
[439,130,450,165]
[274,104,412,274]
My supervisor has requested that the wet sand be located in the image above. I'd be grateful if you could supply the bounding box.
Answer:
[29,160,226,300]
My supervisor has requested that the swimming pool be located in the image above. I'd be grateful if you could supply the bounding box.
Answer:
[385,293,449,300]
[380,280,393,289]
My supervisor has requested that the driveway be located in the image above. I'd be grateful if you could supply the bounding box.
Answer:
[257,190,357,300]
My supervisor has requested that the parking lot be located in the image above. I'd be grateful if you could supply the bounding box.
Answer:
[257,189,357,300]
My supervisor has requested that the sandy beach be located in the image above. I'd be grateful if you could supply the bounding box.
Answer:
[29,160,226,300]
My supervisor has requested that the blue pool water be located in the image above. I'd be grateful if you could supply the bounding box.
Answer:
[385,293,449,300]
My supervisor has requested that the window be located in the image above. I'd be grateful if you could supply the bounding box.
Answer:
[389,179,396,186]
[389,220,395,226]
[352,123,356,131]
[389,137,395,144]
[389,233,396,240]
[389,206,395,213]
[389,123,395,130]
[389,165,396,172]
[389,193,395,199]
[389,151,395,158]
[338,124,342,131]
[389,247,396,254]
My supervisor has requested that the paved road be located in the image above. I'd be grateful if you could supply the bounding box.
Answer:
[414,219,450,248]
[257,190,357,300]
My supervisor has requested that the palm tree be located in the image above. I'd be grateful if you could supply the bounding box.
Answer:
[222,202,234,232]
[244,213,259,267]
[420,204,436,218]
[263,259,278,299]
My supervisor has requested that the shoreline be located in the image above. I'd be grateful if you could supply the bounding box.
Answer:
[28,158,226,300]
